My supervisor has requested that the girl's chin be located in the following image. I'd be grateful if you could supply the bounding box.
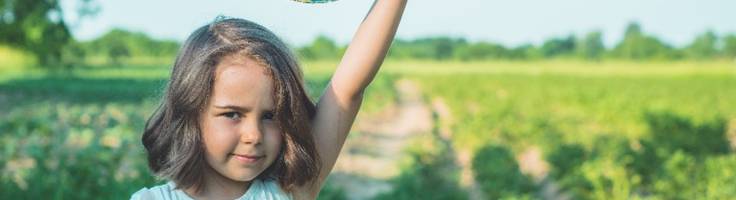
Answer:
[226,170,264,182]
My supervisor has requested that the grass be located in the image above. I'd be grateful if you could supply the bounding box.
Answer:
[399,61,736,152]
[1,59,734,199]
[396,60,736,199]
[0,45,36,71]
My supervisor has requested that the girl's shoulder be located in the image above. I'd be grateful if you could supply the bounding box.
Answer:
[241,178,293,200]
[129,179,292,200]
[130,182,192,200]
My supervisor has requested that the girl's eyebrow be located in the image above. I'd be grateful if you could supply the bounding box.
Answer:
[213,104,251,112]
[213,105,274,113]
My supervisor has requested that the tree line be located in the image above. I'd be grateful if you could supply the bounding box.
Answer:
[2,0,735,67]
[299,22,736,61]
[46,22,736,66]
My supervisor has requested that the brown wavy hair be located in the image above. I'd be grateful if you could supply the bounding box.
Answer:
[142,17,320,193]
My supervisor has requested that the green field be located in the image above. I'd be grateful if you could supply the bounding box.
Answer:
[387,61,736,199]
[1,61,735,199]
[393,61,736,151]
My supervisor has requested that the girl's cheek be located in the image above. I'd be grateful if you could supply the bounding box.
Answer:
[259,124,280,147]
[265,125,282,140]
[203,117,239,143]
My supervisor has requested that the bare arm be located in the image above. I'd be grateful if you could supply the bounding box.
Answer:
[297,0,407,198]
[331,0,406,100]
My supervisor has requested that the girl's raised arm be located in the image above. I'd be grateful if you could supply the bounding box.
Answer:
[302,0,407,198]
[330,0,407,99]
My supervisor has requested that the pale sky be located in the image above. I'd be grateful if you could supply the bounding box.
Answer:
[62,0,736,48]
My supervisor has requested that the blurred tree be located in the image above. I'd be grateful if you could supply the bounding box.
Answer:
[386,37,467,60]
[453,42,508,61]
[299,26,736,62]
[387,39,431,60]
[428,37,464,60]
[0,0,98,66]
[80,28,179,65]
[685,31,718,60]
[540,35,576,58]
[612,22,677,60]
[60,41,87,67]
[108,40,130,65]
[723,34,736,60]
[518,44,542,60]
[575,31,605,60]
[297,35,342,60]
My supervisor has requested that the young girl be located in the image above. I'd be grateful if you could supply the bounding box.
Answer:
[131,0,407,199]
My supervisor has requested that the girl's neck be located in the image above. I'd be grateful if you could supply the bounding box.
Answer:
[184,167,252,200]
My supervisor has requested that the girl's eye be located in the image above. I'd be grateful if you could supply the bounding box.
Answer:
[262,112,274,121]
[222,112,241,120]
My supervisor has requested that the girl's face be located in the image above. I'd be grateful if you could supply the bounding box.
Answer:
[200,55,282,184]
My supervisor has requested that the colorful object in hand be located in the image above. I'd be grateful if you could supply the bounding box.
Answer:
[292,0,337,3]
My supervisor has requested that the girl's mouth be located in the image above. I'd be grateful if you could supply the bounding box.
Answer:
[231,154,264,164]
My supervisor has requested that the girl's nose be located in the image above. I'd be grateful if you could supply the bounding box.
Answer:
[240,118,263,145]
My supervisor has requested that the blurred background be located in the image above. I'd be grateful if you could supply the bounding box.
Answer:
[1,0,735,199]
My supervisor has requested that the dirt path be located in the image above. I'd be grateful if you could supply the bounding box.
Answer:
[330,79,433,200]
[431,98,487,200]
[517,147,570,200]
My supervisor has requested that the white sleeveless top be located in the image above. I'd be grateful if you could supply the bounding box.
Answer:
[130,179,292,200]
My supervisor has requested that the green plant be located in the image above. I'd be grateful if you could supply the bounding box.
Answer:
[472,145,536,199]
